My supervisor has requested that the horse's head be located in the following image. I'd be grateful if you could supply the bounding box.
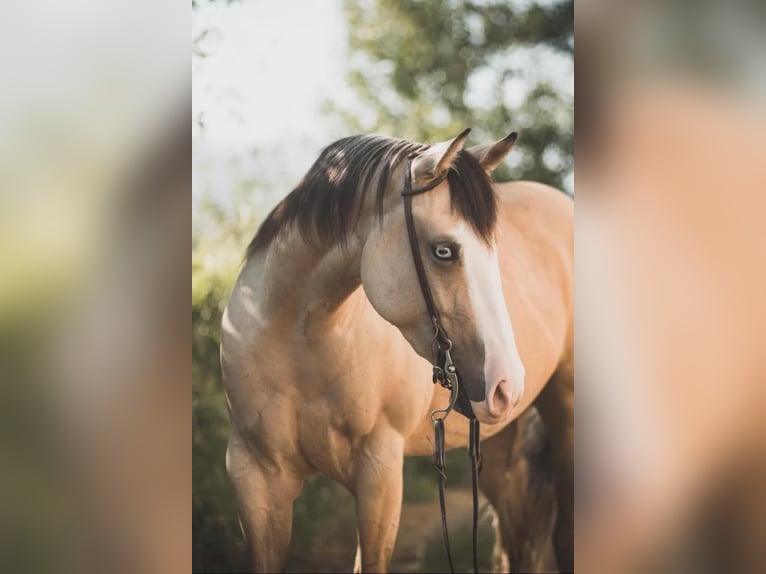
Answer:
[360,131,525,425]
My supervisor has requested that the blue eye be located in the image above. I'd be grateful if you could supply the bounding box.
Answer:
[432,243,458,261]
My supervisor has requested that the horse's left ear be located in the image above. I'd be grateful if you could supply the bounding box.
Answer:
[412,128,472,184]
[468,131,518,173]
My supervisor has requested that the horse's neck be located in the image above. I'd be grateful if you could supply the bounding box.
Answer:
[244,222,484,454]
[257,228,368,336]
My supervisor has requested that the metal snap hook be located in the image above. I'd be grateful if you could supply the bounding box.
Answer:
[431,365,459,423]
[430,322,453,359]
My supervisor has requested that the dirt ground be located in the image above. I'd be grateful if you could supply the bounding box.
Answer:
[287,487,495,573]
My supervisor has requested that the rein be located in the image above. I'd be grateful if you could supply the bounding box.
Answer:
[402,157,483,574]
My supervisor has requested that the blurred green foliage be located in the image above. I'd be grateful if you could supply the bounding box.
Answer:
[336,0,573,189]
[193,1,572,571]
[422,520,496,573]
[193,283,245,573]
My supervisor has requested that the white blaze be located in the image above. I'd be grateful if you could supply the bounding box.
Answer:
[457,224,526,415]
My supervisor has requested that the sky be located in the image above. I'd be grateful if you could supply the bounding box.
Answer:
[193,0,350,150]
[193,0,353,216]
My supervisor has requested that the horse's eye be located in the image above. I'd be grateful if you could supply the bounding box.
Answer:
[432,244,457,261]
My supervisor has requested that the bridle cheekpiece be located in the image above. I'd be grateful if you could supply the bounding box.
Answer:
[401,153,482,574]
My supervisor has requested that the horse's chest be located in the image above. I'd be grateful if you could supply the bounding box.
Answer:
[288,338,433,475]
[289,364,384,484]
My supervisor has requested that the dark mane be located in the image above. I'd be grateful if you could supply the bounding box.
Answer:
[246,134,498,257]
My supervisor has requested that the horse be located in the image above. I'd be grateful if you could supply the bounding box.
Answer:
[220,130,573,572]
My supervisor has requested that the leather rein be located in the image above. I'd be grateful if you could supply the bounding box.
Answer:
[402,156,483,574]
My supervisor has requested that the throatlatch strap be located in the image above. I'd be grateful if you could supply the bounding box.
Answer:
[432,418,455,574]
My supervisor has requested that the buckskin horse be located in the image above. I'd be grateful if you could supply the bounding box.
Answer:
[221,130,573,572]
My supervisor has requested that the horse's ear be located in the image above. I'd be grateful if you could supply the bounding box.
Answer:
[412,128,472,183]
[468,131,518,173]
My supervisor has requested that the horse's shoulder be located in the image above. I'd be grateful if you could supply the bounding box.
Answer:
[495,179,573,304]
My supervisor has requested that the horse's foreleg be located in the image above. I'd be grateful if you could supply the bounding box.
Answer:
[536,361,574,573]
[226,428,306,573]
[353,426,405,573]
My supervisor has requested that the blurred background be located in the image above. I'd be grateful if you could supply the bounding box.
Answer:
[0,1,188,573]
[192,0,572,571]
[576,1,766,573]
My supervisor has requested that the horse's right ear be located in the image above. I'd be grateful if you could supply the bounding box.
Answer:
[468,131,518,173]
[411,128,472,184]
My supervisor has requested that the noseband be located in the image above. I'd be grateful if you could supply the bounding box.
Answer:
[402,156,483,574]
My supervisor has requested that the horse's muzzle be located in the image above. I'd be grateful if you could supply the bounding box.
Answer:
[470,377,524,424]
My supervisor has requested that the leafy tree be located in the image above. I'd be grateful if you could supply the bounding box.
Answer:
[336,0,573,190]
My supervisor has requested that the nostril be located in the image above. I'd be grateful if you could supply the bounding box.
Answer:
[490,380,512,416]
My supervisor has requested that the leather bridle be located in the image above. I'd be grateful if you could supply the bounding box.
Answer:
[402,155,483,574]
